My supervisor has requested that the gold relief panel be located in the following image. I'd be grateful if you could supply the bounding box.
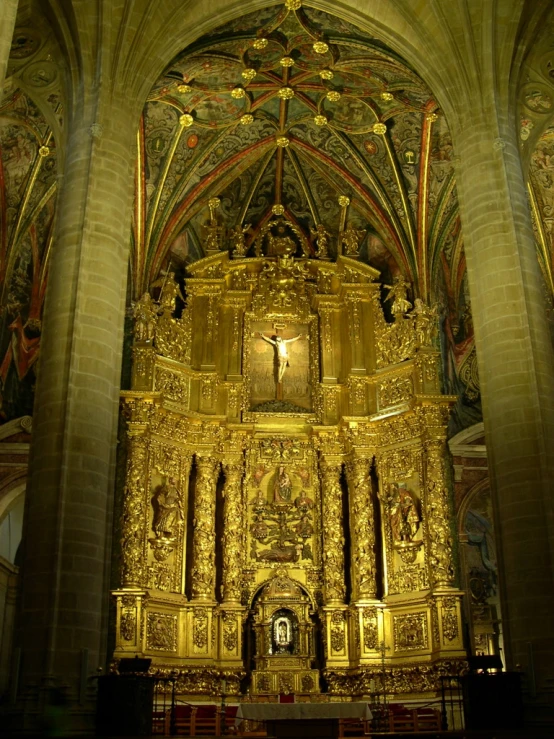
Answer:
[132,346,155,390]
[439,596,461,645]
[377,414,421,447]
[330,610,347,654]
[362,607,379,652]
[220,610,240,655]
[146,612,177,652]
[347,376,367,414]
[393,612,428,652]
[247,460,319,569]
[154,365,190,406]
[377,373,413,410]
[388,564,428,594]
[193,608,210,654]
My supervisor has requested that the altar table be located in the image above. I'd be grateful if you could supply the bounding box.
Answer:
[236,702,372,738]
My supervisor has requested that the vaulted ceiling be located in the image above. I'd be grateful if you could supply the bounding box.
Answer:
[133,3,460,304]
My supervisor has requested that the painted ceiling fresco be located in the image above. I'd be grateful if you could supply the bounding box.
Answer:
[134,1,476,433]
[0,87,58,422]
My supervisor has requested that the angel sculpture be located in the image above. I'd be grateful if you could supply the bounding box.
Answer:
[230,223,251,257]
[411,298,438,345]
[133,292,157,342]
[340,222,365,257]
[384,275,412,318]
[310,223,331,259]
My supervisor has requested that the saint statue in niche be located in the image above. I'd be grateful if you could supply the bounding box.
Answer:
[384,275,412,317]
[274,616,293,653]
[152,478,183,540]
[387,482,420,543]
[258,331,304,383]
[273,465,292,504]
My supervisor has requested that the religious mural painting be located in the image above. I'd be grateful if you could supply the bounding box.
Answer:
[0,88,59,423]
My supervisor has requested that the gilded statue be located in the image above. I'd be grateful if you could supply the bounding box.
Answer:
[411,298,438,345]
[268,223,296,256]
[230,223,251,257]
[133,292,157,342]
[258,331,304,383]
[273,465,293,504]
[386,482,420,543]
[310,223,331,259]
[384,275,412,317]
[158,272,185,313]
[340,222,365,257]
[152,478,184,540]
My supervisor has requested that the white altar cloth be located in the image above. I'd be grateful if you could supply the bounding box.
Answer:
[236,702,372,724]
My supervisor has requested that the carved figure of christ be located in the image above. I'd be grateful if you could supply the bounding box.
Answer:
[259,332,303,383]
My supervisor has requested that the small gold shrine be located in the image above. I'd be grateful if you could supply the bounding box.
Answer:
[113,215,465,699]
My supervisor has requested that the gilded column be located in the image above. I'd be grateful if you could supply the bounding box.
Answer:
[120,397,155,587]
[221,460,244,603]
[419,406,455,588]
[320,458,346,604]
[191,455,220,600]
[347,457,377,600]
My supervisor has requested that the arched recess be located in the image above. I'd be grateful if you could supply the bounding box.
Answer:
[457,479,504,663]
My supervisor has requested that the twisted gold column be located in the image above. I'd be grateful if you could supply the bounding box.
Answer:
[221,461,244,603]
[191,455,219,600]
[320,458,346,604]
[347,457,377,600]
[424,440,455,588]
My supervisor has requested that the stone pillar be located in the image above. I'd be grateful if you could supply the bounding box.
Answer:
[346,457,377,600]
[453,114,554,702]
[191,455,219,601]
[221,460,244,604]
[0,0,17,98]
[319,458,346,604]
[15,97,137,701]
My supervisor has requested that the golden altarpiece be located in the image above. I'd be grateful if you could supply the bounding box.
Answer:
[113,213,466,700]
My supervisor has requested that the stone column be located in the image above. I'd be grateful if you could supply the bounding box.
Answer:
[319,458,346,604]
[453,113,554,699]
[346,457,377,600]
[221,460,244,604]
[15,96,137,701]
[0,0,17,98]
[191,455,219,601]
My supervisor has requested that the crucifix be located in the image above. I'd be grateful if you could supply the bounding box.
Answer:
[258,322,303,400]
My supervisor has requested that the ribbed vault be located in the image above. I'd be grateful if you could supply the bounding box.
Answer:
[133,2,460,309]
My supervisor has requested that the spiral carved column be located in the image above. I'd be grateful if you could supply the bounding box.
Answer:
[221,460,245,603]
[424,440,455,588]
[320,457,346,604]
[191,455,220,600]
[347,457,377,600]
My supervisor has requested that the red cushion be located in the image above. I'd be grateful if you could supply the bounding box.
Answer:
[174,705,192,717]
